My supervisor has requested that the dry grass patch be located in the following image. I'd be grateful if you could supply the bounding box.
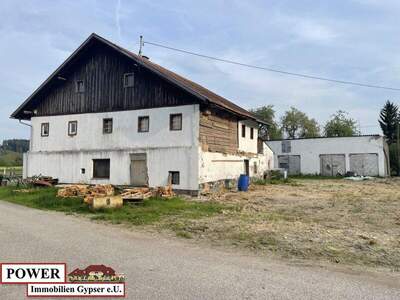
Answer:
[187,179,400,270]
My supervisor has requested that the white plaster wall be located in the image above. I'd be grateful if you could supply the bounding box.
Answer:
[199,144,272,184]
[238,120,258,153]
[30,105,199,152]
[25,147,198,190]
[266,136,388,176]
[25,105,200,190]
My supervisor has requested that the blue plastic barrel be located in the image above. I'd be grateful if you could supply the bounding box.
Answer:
[238,174,249,191]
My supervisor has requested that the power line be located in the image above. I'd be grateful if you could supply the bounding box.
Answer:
[143,40,400,92]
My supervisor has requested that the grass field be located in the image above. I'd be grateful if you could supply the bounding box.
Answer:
[1,178,399,271]
[0,186,229,230]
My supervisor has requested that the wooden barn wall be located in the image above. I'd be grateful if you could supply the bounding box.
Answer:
[199,107,238,154]
[35,45,198,116]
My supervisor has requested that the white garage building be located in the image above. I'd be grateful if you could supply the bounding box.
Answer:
[266,135,390,177]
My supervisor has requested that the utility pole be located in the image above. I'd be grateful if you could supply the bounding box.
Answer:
[138,35,144,56]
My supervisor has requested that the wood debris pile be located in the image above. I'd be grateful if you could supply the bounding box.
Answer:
[121,187,153,200]
[155,185,175,198]
[57,185,89,197]
[120,186,175,200]
[57,184,115,204]
[57,184,175,204]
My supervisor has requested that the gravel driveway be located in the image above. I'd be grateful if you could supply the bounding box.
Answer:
[0,200,399,299]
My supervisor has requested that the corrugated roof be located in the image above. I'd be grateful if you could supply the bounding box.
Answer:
[11,33,258,121]
[266,134,382,142]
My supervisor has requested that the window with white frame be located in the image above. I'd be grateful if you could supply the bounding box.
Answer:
[68,121,78,136]
[41,123,49,137]
[138,116,149,132]
[103,118,113,134]
[170,114,182,131]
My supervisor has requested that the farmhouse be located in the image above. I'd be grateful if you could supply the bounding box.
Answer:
[11,33,272,195]
[266,135,390,177]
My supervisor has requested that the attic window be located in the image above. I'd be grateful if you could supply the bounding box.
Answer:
[76,80,85,93]
[123,73,134,88]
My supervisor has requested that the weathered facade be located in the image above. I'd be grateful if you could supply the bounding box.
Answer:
[266,136,390,177]
[13,33,272,194]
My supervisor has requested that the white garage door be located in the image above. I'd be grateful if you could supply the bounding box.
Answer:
[349,153,379,176]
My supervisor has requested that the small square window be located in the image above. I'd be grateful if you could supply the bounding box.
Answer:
[138,116,149,132]
[68,121,78,136]
[169,171,180,185]
[123,73,134,88]
[41,123,49,137]
[103,118,113,134]
[241,124,246,138]
[76,80,85,93]
[170,114,182,131]
[250,127,254,139]
[93,159,110,179]
[81,168,86,174]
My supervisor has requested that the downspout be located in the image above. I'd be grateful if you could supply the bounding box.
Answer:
[18,119,32,179]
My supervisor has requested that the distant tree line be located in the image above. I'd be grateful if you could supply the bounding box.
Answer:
[0,139,29,167]
[0,139,29,153]
[250,105,359,140]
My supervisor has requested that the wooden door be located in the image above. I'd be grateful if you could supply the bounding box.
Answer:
[130,154,148,186]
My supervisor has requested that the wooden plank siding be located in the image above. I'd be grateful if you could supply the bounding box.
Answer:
[35,44,198,116]
[199,107,239,154]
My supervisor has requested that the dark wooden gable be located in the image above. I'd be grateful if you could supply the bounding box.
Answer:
[35,43,199,117]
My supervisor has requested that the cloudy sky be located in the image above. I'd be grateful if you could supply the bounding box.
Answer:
[1,0,400,141]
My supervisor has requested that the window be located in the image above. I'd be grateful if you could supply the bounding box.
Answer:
[81,168,86,174]
[169,171,180,185]
[254,162,258,174]
[68,121,78,136]
[41,123,49,137]
[138,116,149,132]
[76,80,85,93]
[103,118,113,134]
[123,73,134,88]
[250,127,254,139]
[241,124,246,138]
[170,114,182,131]
[93,159,110,179]
[282,140,291,153]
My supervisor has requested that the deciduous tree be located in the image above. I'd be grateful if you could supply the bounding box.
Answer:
[324,110,359,137]
[280,107,320,139]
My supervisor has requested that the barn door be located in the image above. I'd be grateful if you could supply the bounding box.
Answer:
[130,153,148,186]
[320,154,345,176]
[349,153,378,176]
